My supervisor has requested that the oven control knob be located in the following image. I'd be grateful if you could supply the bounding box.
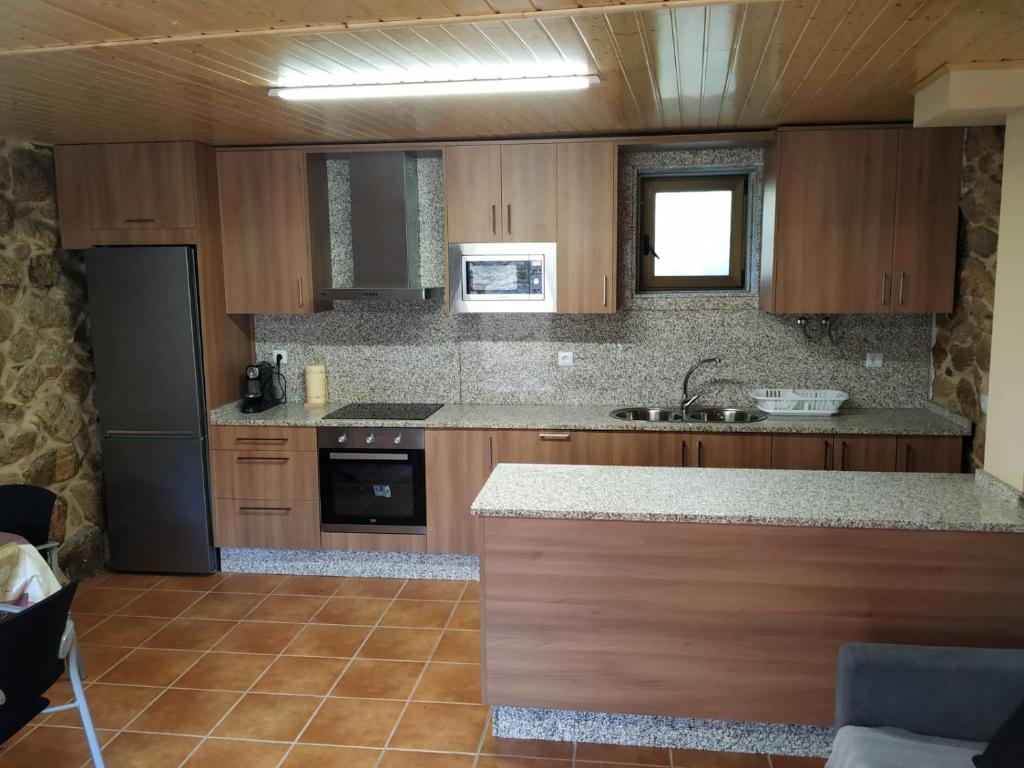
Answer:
[337,434,347,444]
[393,434,402,445]
[365,433,375,445]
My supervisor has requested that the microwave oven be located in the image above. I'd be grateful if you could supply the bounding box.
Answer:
[448,242,557,313]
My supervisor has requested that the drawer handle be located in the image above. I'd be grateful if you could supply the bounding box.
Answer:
[236,456,290,464]
[539,433,571,441]
[491,204,497,235]
[124,217,156,223]
[238,506,292,515]
[507,203,512,235]
[235,437,289,444]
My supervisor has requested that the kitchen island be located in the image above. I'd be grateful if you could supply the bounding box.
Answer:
[472,465,1024,730]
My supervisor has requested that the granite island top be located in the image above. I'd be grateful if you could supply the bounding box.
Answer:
[471,464,1024,533]
[210,401,970,436]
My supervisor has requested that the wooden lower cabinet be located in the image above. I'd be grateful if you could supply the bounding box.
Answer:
[210,450,318,500]
[771,434,834,470]
[685,433,772,469]
[896,436,962,473]
[833,436,898,472]
[321,532,426,553]
[425,430,494,555]
[213,499,319,549]
[773,434,962,472]
[492,430,683,467]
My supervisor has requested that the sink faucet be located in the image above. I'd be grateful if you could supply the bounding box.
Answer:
[681,358,721,415]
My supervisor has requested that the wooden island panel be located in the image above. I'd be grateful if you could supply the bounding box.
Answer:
[480,517,1024,726]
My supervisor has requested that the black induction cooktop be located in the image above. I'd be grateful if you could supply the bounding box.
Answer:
[323,402,444,421]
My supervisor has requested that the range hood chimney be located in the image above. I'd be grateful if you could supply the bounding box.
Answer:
[318,152,443,302]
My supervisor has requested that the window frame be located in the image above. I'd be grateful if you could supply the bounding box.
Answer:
[638,172,749,292]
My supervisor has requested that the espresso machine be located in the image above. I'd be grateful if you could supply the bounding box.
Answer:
[241,361,285,413]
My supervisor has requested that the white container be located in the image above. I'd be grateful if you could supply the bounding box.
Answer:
[305,364,328,406]
[750,388,848,416]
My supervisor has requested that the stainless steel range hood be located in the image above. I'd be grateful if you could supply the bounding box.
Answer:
[318,152,444,302]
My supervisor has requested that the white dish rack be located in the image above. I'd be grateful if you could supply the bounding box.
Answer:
[750,388,848,416]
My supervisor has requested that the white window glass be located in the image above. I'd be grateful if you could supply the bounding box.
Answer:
[652,190,733,277]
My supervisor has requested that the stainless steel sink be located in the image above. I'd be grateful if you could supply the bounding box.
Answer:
[610,407,685,423]
[684,407,767,423]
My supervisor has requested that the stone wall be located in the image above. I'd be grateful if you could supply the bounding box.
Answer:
[0,140,104,577]
[932,127,1004,469]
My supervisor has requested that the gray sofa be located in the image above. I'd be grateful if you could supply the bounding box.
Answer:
[827,643,1024,768]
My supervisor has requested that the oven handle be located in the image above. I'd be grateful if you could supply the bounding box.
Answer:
[328,452,410,461]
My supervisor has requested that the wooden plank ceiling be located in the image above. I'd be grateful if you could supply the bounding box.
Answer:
[0,0,1021,145]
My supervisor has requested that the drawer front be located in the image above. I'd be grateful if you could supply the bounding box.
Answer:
[213,498,319,549]
[492,430,681,467]
[320,531,426,553]
[211,449,319,500]
[211,425,316,452]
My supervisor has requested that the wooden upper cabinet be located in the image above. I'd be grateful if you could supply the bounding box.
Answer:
[217,149,330,315]
[500,143,557,242]
[891,128,963,313]
[557,142,618,314]
[765,126,962,315]
[770,128,899,314]
[444,145,502,243]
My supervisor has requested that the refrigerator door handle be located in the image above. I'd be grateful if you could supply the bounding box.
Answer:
[105,429,195,439]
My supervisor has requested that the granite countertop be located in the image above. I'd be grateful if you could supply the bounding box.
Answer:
[471,464,1024,533]
[209,401,970,436]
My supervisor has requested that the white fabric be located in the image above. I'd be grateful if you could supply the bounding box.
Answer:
[826,726,986,768]
[0,541,62,604]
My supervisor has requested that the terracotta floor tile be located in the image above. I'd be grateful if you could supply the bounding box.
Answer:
[381,752,476,767]
[672,750,771,767]
[461,583,480,602]
[399,580,467,601]
[313,596,393,625]
[335,577,407,598]
[100,648,202,686]
[100,731,201,767]
[79,615,170,647]
[413,663,481,704]
[286,623,369,657]
[71,644,132,679]
[46,683,161,729]
[389,702,489,753]
[480,729,573,759]
[73,587,145,615]
[143,618,236,651]
[0,725,97,768]
[381,600,457,629]
[273,575,347,596]
[360,627,442,661]
[127,688,240,735]
[158,574,226,591]
[332,659,424,700]
[213,573,286,594]
[300,697,405,747]
[183,593,263,620]
[281,744,380,768]
[769,757,826,768]
[173,652,273,691]
[213,692,320,741]
[99,573,167,590]
[575,743,671,765]
[69,612,107,635]
[477,758,572,768]
[252,655,348,695]
[432,631,480,663]
[117,589,203,618]
[447,603,480,630]
[247,594,328,622]
[214,621,303,654]
[183,738,290,767]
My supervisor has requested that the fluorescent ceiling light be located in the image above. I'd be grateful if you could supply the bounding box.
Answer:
[269,75,598,101]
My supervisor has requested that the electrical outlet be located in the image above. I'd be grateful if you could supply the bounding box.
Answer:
[865,352,883,368]
[272,349,288,365]
[557,351,574,367]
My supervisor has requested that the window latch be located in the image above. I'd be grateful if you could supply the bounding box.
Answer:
[642,233,660,260]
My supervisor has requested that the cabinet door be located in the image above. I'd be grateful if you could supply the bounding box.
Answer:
[833,436,898,472]
[892,128,963,313]
[500,143,557,242]
[90,142,197,230]
[425,430,494,555]
[771,434,834,470]
[445,145,502,243]
[773,128,899,313]
[218,150,314,314]
[492,430,682,467]
[686,434,772,469]
[896,436,962,473]
[557,142,617,313]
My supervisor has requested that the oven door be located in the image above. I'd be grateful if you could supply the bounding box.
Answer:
[319,449,426,534]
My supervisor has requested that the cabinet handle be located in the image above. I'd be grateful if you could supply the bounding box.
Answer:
[238,506,292,515]
[539,433,571,441]
[236,456,290,464]
[879,272,889,306]
[507,204,512,235]
[903,443,914,472]
[235,437,288,444]
[897,272,906,305]
[681,440,687,467]
[491,204,496,235]
[823,439,832,470]
[696,440,704,468]
[487,435,494,468]
[298,276,304,308]
[123,217,156,223]
[839,441,848,471]
[602,275,608,307]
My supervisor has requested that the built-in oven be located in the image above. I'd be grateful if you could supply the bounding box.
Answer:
[448,242,557,313]
[317,426,426,534]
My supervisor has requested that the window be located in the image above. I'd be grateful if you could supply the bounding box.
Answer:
[638,173,748,292]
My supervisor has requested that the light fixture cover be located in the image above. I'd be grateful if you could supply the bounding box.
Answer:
[269,74,598,101]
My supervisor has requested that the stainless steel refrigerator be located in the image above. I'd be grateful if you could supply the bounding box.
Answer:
[86,246,217,574]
